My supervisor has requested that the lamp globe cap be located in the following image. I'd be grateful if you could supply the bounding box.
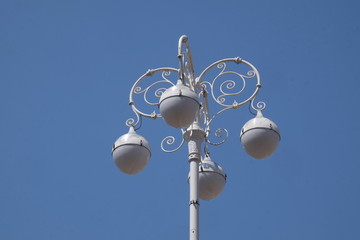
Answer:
[195,155,227,201]
[159,80,200,129]
[240,111,280,159]
[112,127,151,175]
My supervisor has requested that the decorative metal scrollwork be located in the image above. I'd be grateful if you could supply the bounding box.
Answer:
[161,130,185,153]
[125,109,142,129]
[251,99,266,111]
[206,128,229,146]
[196,57,262,136]
[124,36,264,151]
[128,67,179,122]
[198,57,261,108]
[178,35,196,90]
[126,67,187,153]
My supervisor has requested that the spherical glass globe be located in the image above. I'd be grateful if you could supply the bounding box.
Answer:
[112,127,151,174]
[159,81,200,129]
[240,111,280,159]
[198,155,226,200]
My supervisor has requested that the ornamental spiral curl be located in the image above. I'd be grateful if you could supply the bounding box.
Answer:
[245,70,256,78]
[129,67,178,120]
[125,105,142,129]
[161,133,185,153]
[155,88,167,98]
[196,58,261,134]
[251,99,267,112]
[134,86,143,94]
[206,128,229,146]
[197,58,260,109]
[123,38,264,156]
[125,117,137,127]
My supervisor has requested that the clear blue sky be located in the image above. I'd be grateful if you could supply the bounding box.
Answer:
[1,0,360,239]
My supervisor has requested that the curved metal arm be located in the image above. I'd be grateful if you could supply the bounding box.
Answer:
[197,57,261,107]
[196,57,262,135]
[178,35,196,90]
[125,105,142,129]
[125,36,264,149]
[128,67,179,121]
[161,129,186,153]
[126,66,186,153]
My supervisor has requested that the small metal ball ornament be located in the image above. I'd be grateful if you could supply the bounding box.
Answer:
[159,80,200,129]
[196,154,227,200]
[112,127,151,175]
[240,110,280,159]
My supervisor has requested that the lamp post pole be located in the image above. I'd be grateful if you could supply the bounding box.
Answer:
[112,35,280,240]
[184,122,205,240]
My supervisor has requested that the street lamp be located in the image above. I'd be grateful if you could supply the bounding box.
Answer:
[112,35,280,240]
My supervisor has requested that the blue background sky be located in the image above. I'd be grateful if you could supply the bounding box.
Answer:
[1,0,360,239]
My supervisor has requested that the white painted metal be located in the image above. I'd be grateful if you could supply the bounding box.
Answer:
[240,110,280,159]
[112,35,280,240]
[184,122,205,240]
[127,67,179,125]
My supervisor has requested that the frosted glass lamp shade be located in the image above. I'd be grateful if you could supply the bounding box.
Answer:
[240,111,280,159]
[197,155,226,200]
[112,127,151,174]
[159,81,200,129]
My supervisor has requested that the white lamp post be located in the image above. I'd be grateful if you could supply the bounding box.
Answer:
[112,35,280,240]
